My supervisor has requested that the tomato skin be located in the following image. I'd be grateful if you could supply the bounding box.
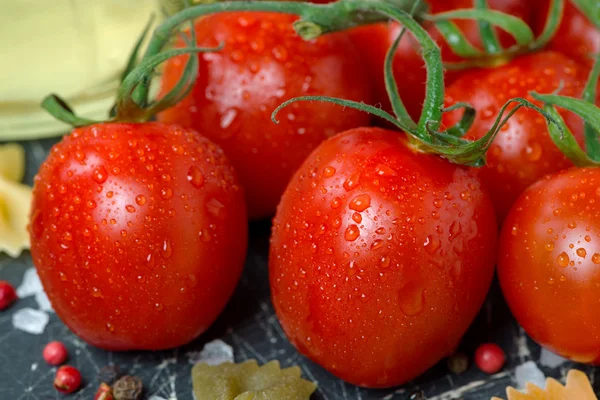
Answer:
[29,122,247,350]
[498,168,600,364]
[442,51,589,223]
[349,0,535,121]
[158,12,373,219]
[270,127,497,387]
[538,1,600,68]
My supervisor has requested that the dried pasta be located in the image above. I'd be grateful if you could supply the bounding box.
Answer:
[492,369,597,400]
[192,359,317,400]
[0,144,32,257]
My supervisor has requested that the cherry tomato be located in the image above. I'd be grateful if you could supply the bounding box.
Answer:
[29,122,247,350]
[537,1,600,68]
[270,127,497,387]
[499,167,600,364]
[158,12,373,219]
[349,0,535,121]
[442,51,590,222]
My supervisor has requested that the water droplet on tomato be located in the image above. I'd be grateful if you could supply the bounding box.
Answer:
[557,252,570,267]
[187,166,204,188]
[220,109,238,129]
[449,221,462,240]
[380,256,391,268]
[323,166,336,177]
[136,195,147,206]
[199,229,212,242]
[376,227,386,235]
[161,188,173,199]
[91,287,102,298]
[92,166,108,184]
[371,239,383,250]
[345,225,360,241]
[106,323,115,332]
[331,197,341,209]
[585,235,592,242]
[343,173,360,191]
[576,248,587,258]
[155,303,164,311]
[349,194,371,212]
[126,205,136,213]
[352,212,362,223]
[207,198,225,217]
[424,235,441,254]
[545,242,555,252]
[398,285,424,316]
[374,164,397,177]
[161,239,173,259]
[525,142,542,161]
[593,253,600,264]
[567,221,577,229]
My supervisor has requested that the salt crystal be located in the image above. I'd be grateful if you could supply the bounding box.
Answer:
[17,268,43,298]
[35,291,53,312]
[189,339,234,365]
[539,348,568,368]
[515,361,546,389]
[12,308,49,334]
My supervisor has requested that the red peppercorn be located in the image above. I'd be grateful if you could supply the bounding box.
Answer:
[94,383,114,400]
[54,365,82,394]
[43,341,69,365]
[474,343,506,374]
[0,280,17,311]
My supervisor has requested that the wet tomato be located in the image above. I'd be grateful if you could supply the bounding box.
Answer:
[442,51,590,222]
[499,168,600,364]
[349,0,535,121]
[538,0,600,68]
[29,123,247,350]
[158,12,373,219]
[270,127,497,387]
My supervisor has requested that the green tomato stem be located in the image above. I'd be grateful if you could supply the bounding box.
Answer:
[571,0,600,29]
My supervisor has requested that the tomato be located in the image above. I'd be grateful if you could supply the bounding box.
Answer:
[498,167,600,364]
[29,122,247,350]
[158,12,373,219]
[349,0,535,121]
[538,1,600,68]
[269,127,497,387]
[442,51,590,222]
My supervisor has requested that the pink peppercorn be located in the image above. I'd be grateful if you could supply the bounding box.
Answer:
[43,341,69,365]
[0,280,17,311]
[475,343,506,374]
[54,365,82,394]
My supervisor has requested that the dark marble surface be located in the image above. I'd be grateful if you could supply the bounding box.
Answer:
[0,138,596,400]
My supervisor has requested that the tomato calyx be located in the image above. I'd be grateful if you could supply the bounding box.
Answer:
[571,0,600,29]
[425,0,565,71]
[532,56,600,167]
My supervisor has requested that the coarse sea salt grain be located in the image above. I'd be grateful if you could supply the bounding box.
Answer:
[12,307,49,334]
[539,348,568,368]
[16,268,43,298]
[35,291,53,312]
[515,361,546,389]
[189,339,234,365]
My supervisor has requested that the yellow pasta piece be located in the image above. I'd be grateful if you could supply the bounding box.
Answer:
[0,143,25,182]
[492,369,597,400]
[0,143,31,257]
[192,360,317,400]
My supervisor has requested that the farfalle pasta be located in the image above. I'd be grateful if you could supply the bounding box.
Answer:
[0,144,32,257]
[192,360,316,400]
[492,370,597,400]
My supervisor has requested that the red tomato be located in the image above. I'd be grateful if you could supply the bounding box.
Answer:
[538,1,600,67]
[158,12,373,219]
[349,0,535,121]
[442,51,590,222]
[270,127,497,387]
[498,167,600,364]
[29,123,247,350]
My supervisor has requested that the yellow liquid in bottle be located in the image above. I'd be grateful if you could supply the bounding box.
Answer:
[0,0,161,140]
